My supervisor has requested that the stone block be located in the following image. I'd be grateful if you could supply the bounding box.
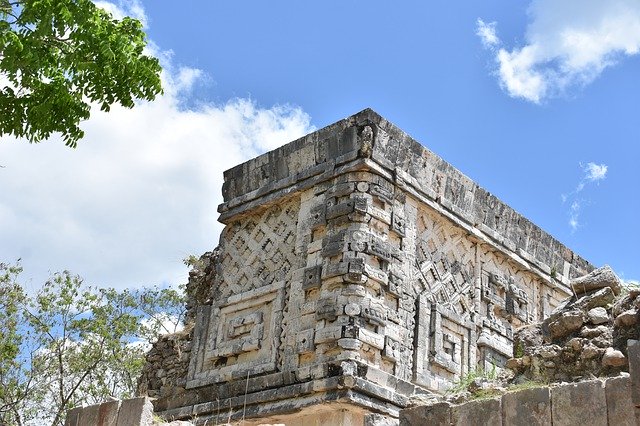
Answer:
[450,398,501,426]
[570,265,622,296]
[78,403,101,426]
[98,400,121,426]
[399,402,451,426]
[551,379,607,426]
[501,386,551,426]
[547,311,584,340]
[604,376,634,426]
[64,406,82,426]
[364,413,399,426]
[628,339,640,423]
[116,397,154,426]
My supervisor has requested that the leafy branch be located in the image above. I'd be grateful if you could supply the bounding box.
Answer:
[0,0,163,146]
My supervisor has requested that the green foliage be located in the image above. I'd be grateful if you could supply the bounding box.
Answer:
[447,363,499,396]
[0,263,185,426]
[0,0,162,146]
[0,263,25,421]
[514,341,524,358]
[183,254,201,268]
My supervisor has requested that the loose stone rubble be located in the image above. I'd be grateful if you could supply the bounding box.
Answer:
[138,250,219,400]
[136,109,595,425]
[507,265,639,383]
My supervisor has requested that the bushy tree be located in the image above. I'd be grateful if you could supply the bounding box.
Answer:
[0,0,162,146]
[0,263,185,426]
[0,263,26,424]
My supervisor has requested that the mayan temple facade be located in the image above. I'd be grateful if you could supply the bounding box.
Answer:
[146,109,594,425]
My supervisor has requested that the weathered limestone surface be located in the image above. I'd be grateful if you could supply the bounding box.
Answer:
[64,397,183,426]
[605,375,635,426]
[501,387,551,426]
[551,380,607,426]
[570,265,622,296]
[399,402,451,426]
[450,398,501,426]
[508,268,639,383]
[399,376,634,425]
[138,324,193,400]
[117,397,156,426]
[629,339,640,424]
[66,402,122,426]
[141,109,594,424]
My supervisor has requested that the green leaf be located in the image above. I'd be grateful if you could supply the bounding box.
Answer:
[0,0,163,146]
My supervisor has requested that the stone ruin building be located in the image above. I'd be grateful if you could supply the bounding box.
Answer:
[137,108,599,425]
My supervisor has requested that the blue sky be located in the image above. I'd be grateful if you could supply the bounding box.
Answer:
[1,0,639,290]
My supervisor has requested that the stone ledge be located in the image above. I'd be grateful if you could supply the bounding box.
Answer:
[156,372,425,424]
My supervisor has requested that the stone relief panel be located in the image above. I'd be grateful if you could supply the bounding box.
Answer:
[187,282,286,387]
[478,246,546,324]
[279,172,415,380]
[414,295,476,391]
[409,205,557,386]
[186,198,300,387]
[475,245,552,369]
[188,170,572,395]
[481,272,530,324]
[411,208,478,389]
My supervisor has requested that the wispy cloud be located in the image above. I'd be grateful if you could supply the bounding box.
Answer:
[569,200,582,232]
[0,1,314,291]
[477,0,640,103]
[476,19,499,49]
[562,162,608,232]
[583,162,608,182]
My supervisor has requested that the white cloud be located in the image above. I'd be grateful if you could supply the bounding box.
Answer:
[477,0,640,103]
[140,314,184,336]
[0,4,314,291]
[476,19,499,49]
[569,200,581,232]
[561,161,608,232]
[583,162,608,182]
[568,217,579,232]
[93,0,147,27]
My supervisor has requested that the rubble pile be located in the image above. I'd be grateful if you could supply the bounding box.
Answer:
[137,250,218,399]
[507,265,639,383]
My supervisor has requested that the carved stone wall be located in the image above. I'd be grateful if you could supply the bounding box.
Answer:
[147,109,594,425]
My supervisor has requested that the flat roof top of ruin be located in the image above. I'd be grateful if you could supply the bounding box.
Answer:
[219,108,593,281]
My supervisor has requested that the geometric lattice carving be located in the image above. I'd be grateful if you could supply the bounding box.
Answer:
[414,211,475,319]
[217,199,299,299]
